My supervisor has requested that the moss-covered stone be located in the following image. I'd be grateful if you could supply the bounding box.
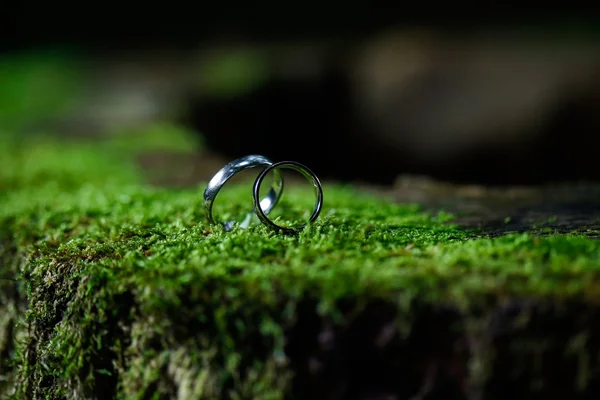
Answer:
[2,127,600,399]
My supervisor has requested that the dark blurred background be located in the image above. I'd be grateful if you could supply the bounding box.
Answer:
[2,10,600,186]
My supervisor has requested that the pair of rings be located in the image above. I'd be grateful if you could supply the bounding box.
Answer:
[203,155,323,234]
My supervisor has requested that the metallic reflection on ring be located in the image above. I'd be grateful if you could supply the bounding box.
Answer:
[204,154,283,231]
[253,161,323,234]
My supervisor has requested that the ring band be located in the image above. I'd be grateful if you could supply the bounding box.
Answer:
[204,154,284,231]
[253,161,323,233]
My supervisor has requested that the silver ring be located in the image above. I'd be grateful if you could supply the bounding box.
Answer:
[204,154,284,231]
[253,161,323,234]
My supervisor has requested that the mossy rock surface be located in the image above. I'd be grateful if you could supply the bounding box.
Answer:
[2,128,600,400]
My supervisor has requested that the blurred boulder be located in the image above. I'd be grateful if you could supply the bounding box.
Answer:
[190,30,600,185]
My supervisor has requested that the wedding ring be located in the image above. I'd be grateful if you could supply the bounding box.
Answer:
[252,161,323,234]
[204,154,283,231]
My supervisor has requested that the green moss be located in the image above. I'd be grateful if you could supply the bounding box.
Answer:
[2,128,600,398]
[195,47,270,100]
[0,49,84,130]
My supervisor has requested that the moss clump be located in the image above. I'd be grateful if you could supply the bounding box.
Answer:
[0,50,84,131]
[2,127,600,399]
